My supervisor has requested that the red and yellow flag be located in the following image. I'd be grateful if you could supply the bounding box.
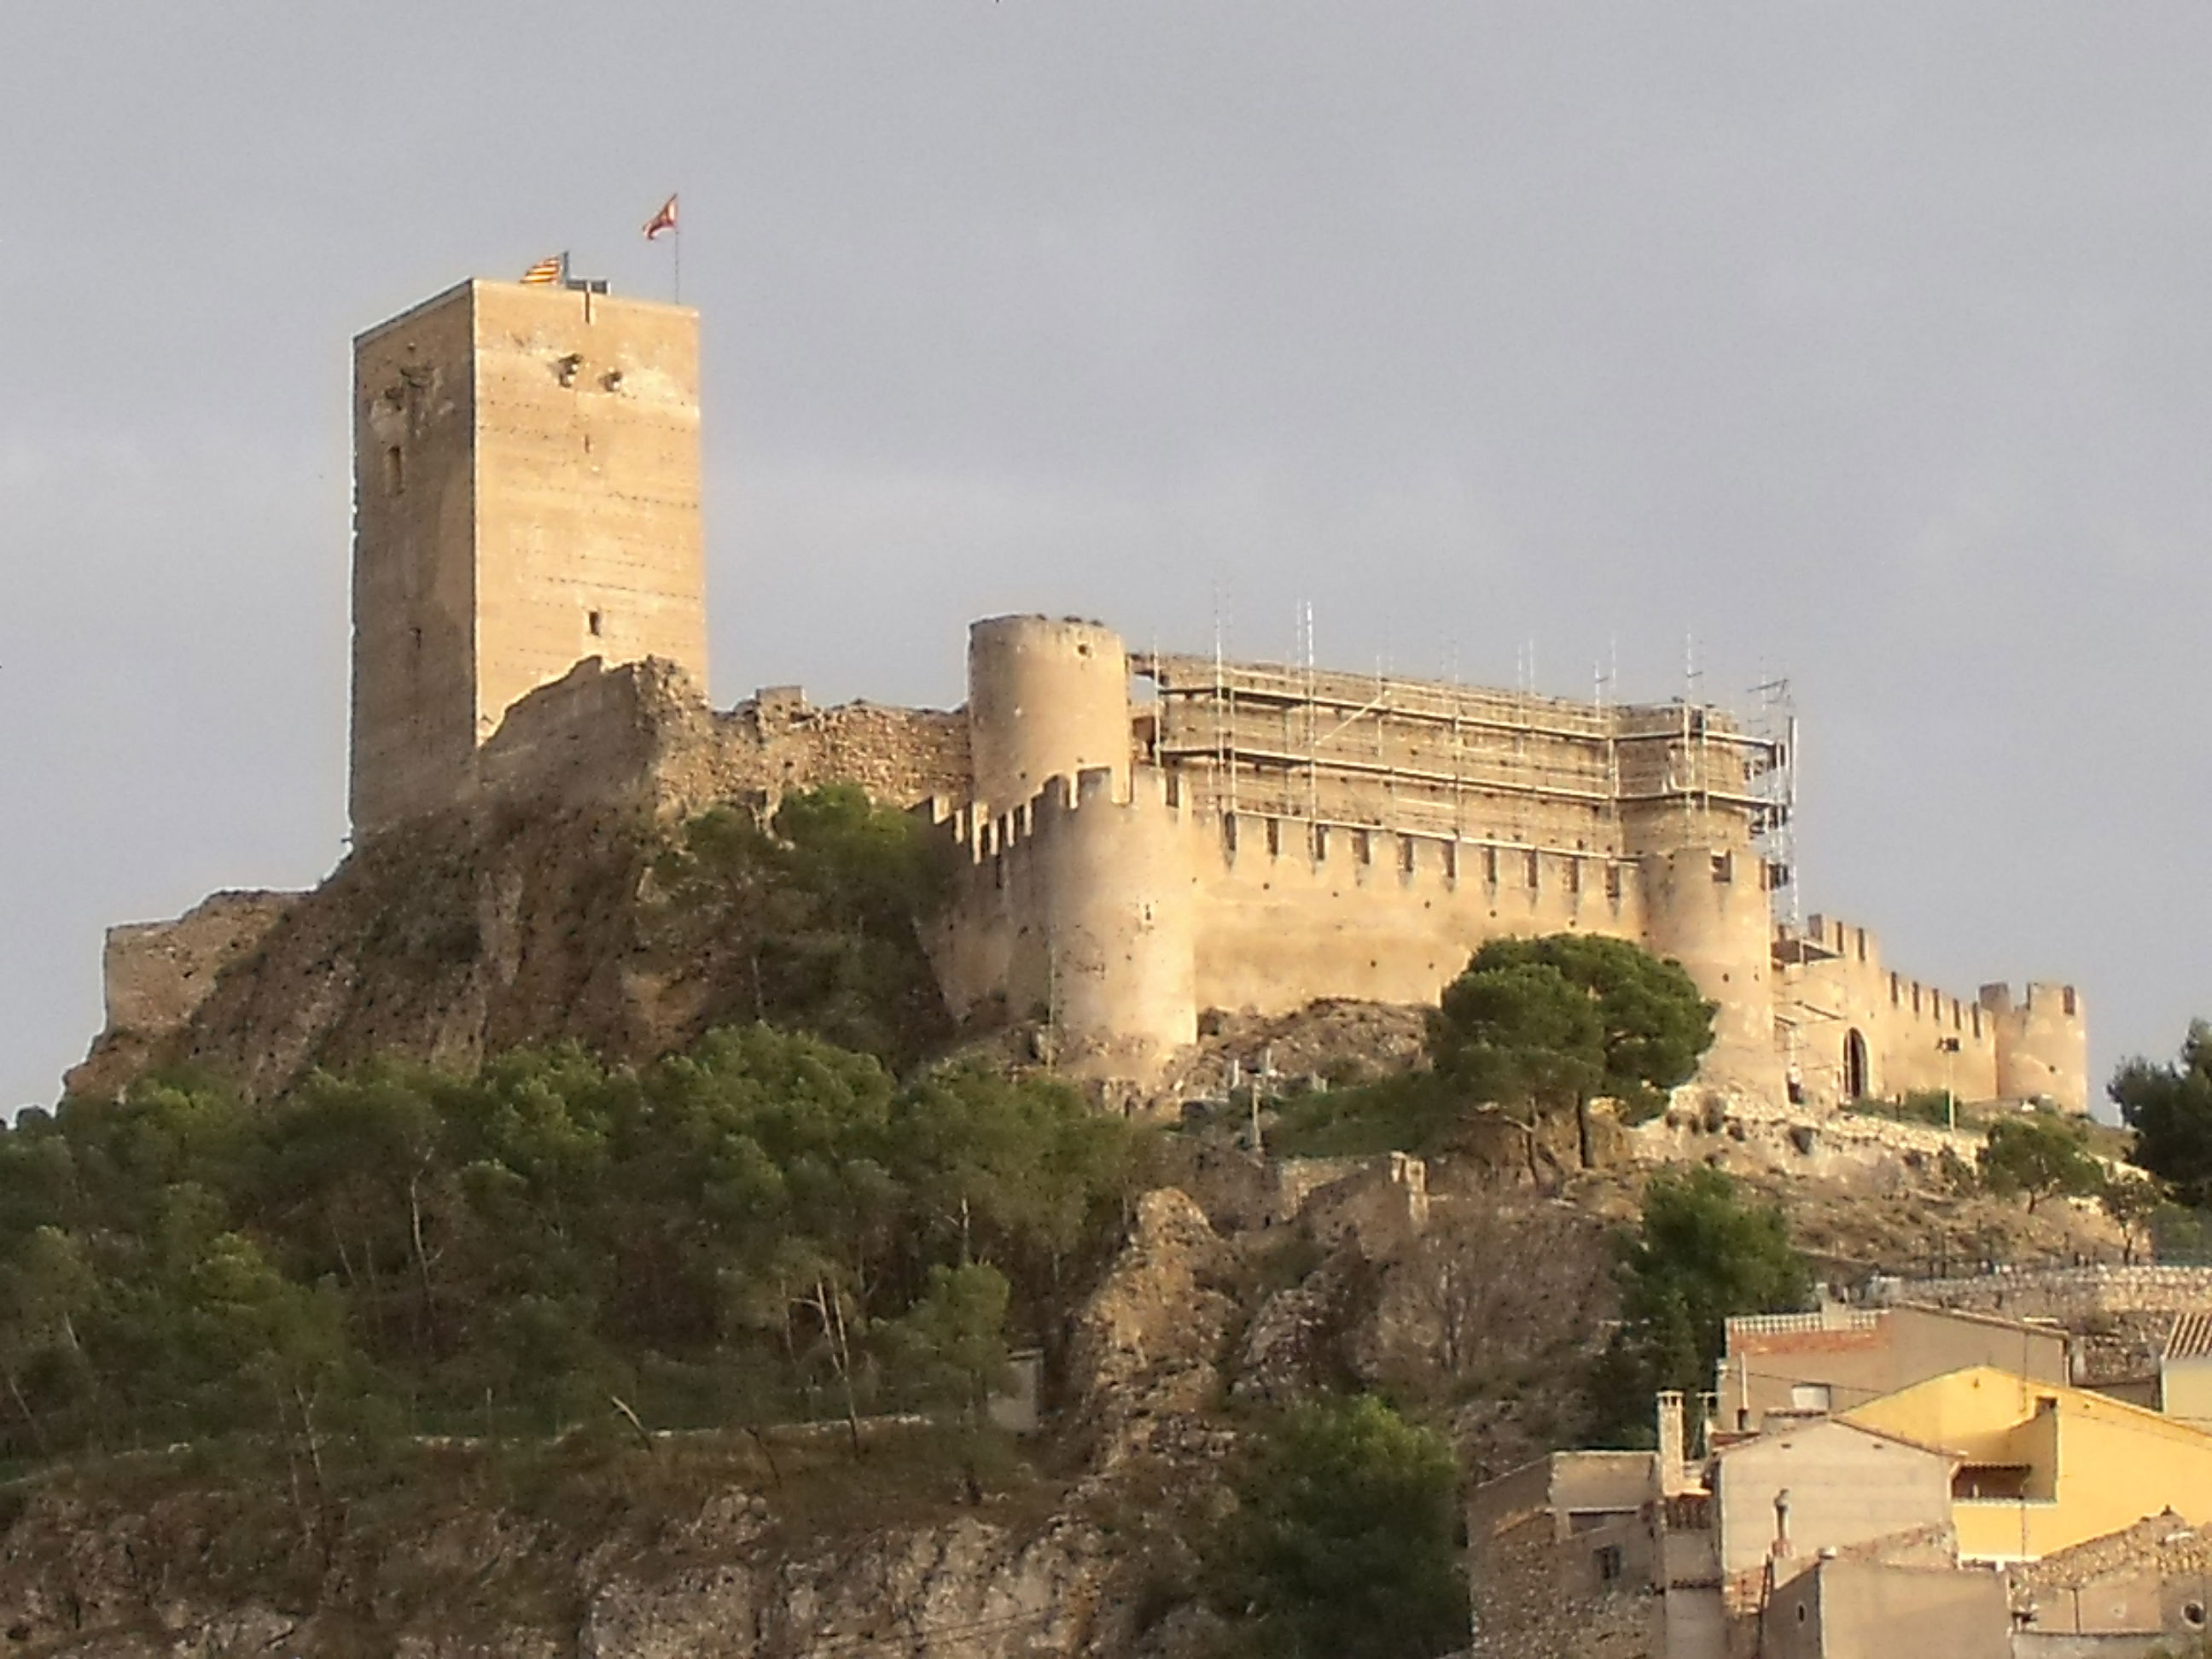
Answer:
[520,253,565,286]
[643,195,678,241]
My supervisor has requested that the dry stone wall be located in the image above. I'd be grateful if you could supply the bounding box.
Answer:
[1866,1265,2212,1323]
[470,656,970,823]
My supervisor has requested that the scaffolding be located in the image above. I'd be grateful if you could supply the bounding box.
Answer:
[1131,650,1786,859]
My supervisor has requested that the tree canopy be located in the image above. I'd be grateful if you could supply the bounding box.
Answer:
[1206,1394,1467,1659]
[1429,934,1715,1167]
[1978,1113,2106,1213]
[2113,1022,2212,1209]
[1593,1167,1809,1439]
[0,1028,1144,1469]
[648,784,955,1067]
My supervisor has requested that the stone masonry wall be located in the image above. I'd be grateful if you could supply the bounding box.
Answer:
[100,890,300,1037]
[1866,1266,2212,1323]
[468,656,971,824]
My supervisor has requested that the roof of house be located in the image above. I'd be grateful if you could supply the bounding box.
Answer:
[1846,1365,2212,1452]
[2165,1313,2212,1361]
[1714,1409,1959,1466]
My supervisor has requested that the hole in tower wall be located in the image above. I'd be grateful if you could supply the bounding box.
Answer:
[383,445,404,494]
[588,610,604,638]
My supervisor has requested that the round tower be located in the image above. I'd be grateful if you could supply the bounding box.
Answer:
[1035,766,1198,1082]
[1640,848,1783,1097]
[1982,982,2090,1114]
[968,616,1132,816]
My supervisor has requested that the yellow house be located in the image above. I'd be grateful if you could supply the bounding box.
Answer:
[1842,1365,2212,1563]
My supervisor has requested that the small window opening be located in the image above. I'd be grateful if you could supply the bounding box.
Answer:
[383,445,404,494]
[2064,987,2078,1016]
[1595,1545,1624,1583]
[587,609,604,638]
[1712,852,1733,883]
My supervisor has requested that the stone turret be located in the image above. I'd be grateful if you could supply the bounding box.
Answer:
[966,616,1133,818]
[1980,982,2090,1114]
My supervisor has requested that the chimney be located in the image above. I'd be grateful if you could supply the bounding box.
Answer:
[1656,1391,1690,1496]
[1773,1487,1794,1560]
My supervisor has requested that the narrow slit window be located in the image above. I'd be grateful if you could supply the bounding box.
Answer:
[587,609,604,638]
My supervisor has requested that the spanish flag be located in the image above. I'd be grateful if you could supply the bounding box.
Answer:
[520,253,566,286]
[643,195,678,241]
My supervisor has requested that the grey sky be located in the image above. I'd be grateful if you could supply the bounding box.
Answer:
[4,2,2206,1113]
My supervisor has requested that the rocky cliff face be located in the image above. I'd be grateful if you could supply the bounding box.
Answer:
[0,1188,1260,1659]
[70,803,673,1105]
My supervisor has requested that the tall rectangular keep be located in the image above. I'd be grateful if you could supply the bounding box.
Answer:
[350,278,705,833]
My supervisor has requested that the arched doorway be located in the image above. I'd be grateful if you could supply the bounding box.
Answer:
[1842,1029,1869,1101]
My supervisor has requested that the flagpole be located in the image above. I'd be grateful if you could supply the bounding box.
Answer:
[672,224,682,306]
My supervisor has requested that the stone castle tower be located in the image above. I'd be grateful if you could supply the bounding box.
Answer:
[349,278,707,832]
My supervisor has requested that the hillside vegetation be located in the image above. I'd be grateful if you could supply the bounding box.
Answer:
[1,1027,1142,1472]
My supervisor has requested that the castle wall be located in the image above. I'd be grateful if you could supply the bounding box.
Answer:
[101,891,298,1037]
[1781,914,2003,1109]
[928,769,1196,1080]
[967,616,1132,816]
[1188,817,1650,1019]
[933,764,1785,1091]
[1982,982,2091,1115]
[351,280,705,837]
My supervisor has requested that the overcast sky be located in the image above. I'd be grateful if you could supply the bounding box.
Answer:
[4,2,2207,1113]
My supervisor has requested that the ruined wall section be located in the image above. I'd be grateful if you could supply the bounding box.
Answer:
[67,891,303,1102]
[461,658,971,824]
[98,892,300,1038]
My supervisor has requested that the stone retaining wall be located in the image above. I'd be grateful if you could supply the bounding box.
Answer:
[1867,1266,2212,1321]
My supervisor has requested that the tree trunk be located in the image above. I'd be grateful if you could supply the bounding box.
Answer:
[2,1365,48,1457]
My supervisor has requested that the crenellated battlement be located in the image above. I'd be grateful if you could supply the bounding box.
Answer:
[1790,911,1994,1043]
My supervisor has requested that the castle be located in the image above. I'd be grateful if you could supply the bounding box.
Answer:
[83,276,2089,1115]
